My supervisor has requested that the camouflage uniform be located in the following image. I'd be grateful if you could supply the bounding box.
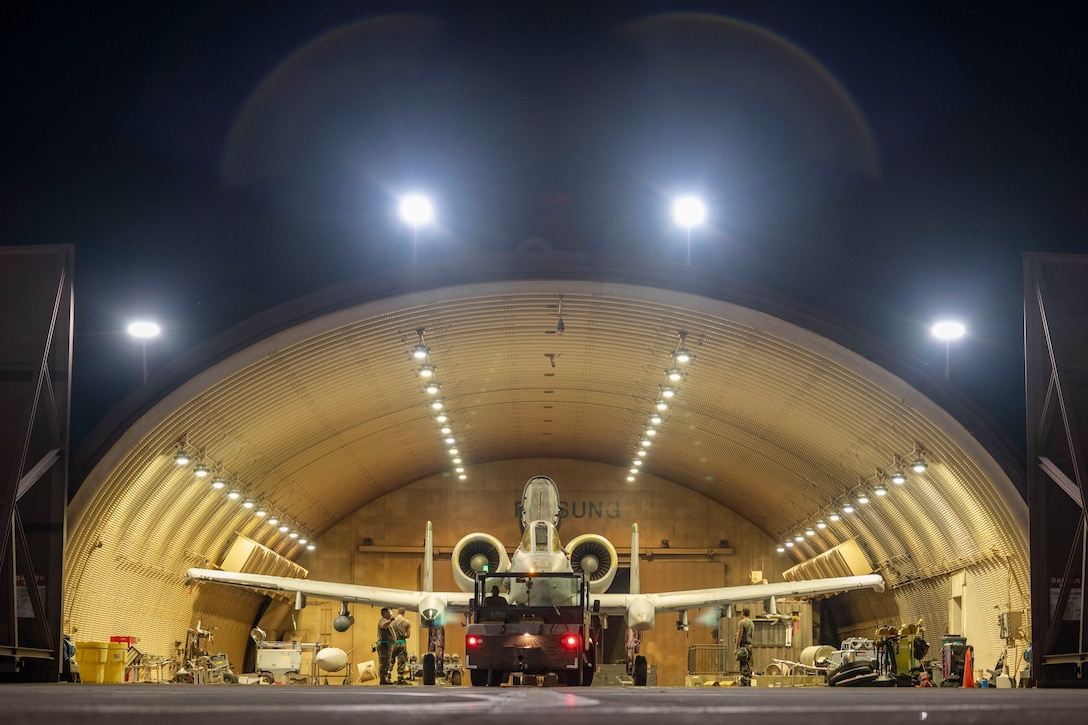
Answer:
[392,609,411,683]
[376,608,395,684]
[735,610,754,685]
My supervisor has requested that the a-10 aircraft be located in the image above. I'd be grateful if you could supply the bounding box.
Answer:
[186,476,884,634]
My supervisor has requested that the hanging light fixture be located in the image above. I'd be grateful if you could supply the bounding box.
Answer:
[255,508,268,518]
[174,449,191,466]
[193,463,210,478]
[267,515,279,526]
[842,501,856,514]
[856,490,871,505]
[816,520,828,529]
[891,469,906,485]
[655,399,668,411]
[805,527,816,537]
[425,381,441,395]
[660,385,676,399]
[874,481,888,497]
[673,332,692,364]
[650,413,663,425]
[227,489,242,501]
[828,509,841,522]
[430,398,445,410]
[210,476,227,490]
[411,343,430,360]
[418,363,436,379]
[776,543,786,553]
[666,367,683,382]
[912,453,928,473]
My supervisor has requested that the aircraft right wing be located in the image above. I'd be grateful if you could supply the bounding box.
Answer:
[595,573,885,630]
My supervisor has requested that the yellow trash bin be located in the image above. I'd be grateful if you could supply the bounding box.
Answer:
[78,642,108,683]
[105,642,128,683]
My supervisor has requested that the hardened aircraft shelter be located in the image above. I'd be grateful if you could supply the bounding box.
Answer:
[7,250,1045,684]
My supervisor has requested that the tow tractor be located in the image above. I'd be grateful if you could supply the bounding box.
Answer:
[465,571,598,686]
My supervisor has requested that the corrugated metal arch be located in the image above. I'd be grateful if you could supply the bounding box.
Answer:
[65,252,1028,659]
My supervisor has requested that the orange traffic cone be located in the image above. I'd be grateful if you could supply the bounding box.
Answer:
[962,647,975,688]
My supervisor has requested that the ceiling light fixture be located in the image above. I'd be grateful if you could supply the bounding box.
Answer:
[666,367,683,382]
[874,482,888,497]
[418,363,436,378]
[650,413,663,425]
[816,520,827,529]
[912,454,928,474]
[856,491,871,505]
[660,385,676,399]
[255,508,267,518]
[655,399,669,411]
[891,469,906,485]
[174,450,191,466]
[673,332,692,364]
[430,398,445,410]
[410,328,431,360]
[267,516,279,526]
[425,381,441,395]
[242,499,255,509]
[227,489,242,501]
[193,463,209,478]
[210,476,226,490]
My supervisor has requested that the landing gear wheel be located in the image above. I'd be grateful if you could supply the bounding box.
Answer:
[422,653,436,685]
[633,655,648,686]
[470,669,488,687]
[450,670,462,686]
[565,668,583,686]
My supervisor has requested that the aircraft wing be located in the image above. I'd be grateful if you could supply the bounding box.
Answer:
[186,568,472,623]
[594,574,885,629]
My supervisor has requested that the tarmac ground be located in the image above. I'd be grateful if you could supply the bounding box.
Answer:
[3,683,1088,725]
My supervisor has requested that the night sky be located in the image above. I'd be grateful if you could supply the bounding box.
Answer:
[4,2,1087,459]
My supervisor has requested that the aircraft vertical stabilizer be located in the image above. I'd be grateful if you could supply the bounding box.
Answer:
[424,521,433,593]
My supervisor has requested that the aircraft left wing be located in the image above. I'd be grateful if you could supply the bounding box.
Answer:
[186,568,471,626]
[595,573,885,630]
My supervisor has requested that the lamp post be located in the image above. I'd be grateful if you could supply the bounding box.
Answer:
[931,320,966,381]
[671,196,706,266]
[399,194,434,264]
[127,320,161,383]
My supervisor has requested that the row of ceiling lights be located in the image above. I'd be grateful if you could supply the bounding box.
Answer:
[776,447,930,553]
[410,329,469,480]
[170,442,315,551]
[625,332,693,482]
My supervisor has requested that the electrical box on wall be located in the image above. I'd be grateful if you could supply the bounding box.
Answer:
[997,610,1022,639]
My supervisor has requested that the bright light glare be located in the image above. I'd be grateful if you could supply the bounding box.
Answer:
[127,321,161,338]
[672,196,707,228]
[399,194,434,226]
[931,320,966,340]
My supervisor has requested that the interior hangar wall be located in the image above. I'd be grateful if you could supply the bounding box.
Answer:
[287,459,785,687]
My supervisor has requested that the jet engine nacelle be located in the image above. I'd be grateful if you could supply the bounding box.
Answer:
[566,533,618,593]
[418,593,446,627]
[452,532,511,592]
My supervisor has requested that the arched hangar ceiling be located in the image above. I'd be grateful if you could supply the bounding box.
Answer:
[68,252,1027,618]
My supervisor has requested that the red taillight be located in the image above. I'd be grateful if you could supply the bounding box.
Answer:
[561,633,580,651]
[466,635,482,648]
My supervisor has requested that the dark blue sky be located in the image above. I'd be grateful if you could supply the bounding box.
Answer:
[4,2,1087,455]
